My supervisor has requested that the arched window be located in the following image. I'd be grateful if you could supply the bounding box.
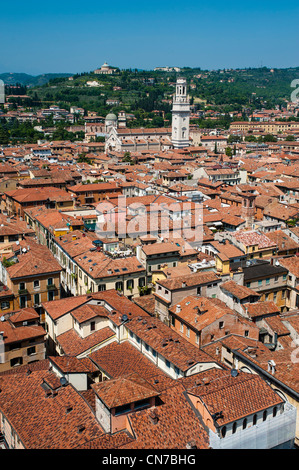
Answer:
[221,426,226,438]
[242,418,247,429]
[232,422,237,434]
[263,410,267,421]
[273,406,277,417]
[253,414,257,425]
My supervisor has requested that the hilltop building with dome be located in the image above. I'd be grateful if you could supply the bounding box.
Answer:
[94,62,118,75]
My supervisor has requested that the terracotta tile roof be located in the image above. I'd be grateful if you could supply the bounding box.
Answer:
[156,271,219,291]
[0,370,104,448]
[233,230,277,249]
[266,230,299,252]
[32,209,84,232]
[92,372,160,409]
[70,304,108,324]
[74,253,145,280]
[281,311,299,334]
[70,182,120,193]
[0,358,50,376]
[243,301,280,318]
[211,240,244,259]
[56,327,115,356]
[263,202,298,221]
[4,187,73,204]
[49,356,99,374]
[264,316,290,336]
[208,333,299,393]
[53,230,96,257]
[6,244,62,279]
[162,264,194,278]
[0,287,13,298]
[142,242,180,256]
[220,280,260,300]
[123,382,210,449]
[170,296,236,330]
[79,389,96,412]
[8,307,40,325]
[89,341,175,392]
[181,368,283,426]
[43,294,88,321]
[0,320,46,345]
[221,214,245,227]
[278,256,299,278]
[0,219,34,237]
[126,316,219,371]
[76,429,134,449]
[133,294,156,315]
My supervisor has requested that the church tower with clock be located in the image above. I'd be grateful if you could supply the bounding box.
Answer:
[171,77,190,148]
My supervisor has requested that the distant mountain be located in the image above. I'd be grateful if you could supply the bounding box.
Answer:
[0,73,73,87]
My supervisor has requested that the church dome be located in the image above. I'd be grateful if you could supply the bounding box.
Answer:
[105,113,117,121]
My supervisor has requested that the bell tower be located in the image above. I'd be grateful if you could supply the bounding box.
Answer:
[171,77,190,148]
[241,192,257,229]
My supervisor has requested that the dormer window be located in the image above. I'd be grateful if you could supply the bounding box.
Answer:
[115,404,131,416]
[134,399,150,411]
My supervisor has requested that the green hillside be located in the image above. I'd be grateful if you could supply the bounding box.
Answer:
[25,67,299,114]
[0,73,73,87]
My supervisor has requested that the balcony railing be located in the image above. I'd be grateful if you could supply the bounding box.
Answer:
[18,289,28,295]
[47,284,56,291]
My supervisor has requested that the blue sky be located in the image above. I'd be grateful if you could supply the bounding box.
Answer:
[0,0,298,74]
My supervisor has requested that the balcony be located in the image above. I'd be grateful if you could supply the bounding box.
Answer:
[47,284,56,291]
[18,288,28,295]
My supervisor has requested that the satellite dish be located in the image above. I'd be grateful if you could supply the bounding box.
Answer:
[60,377,68,386]
[231,369,239,377]
[121,314,128,322]
[0,316,5,322]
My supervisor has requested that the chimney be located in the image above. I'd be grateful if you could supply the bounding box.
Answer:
[268,360,276,375]
[176,304,181,313]
[149,410,159,425]
[186,439,197,449]
[182,281,186,288]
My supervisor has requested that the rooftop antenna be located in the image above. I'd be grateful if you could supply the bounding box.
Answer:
[60,376,68,387]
